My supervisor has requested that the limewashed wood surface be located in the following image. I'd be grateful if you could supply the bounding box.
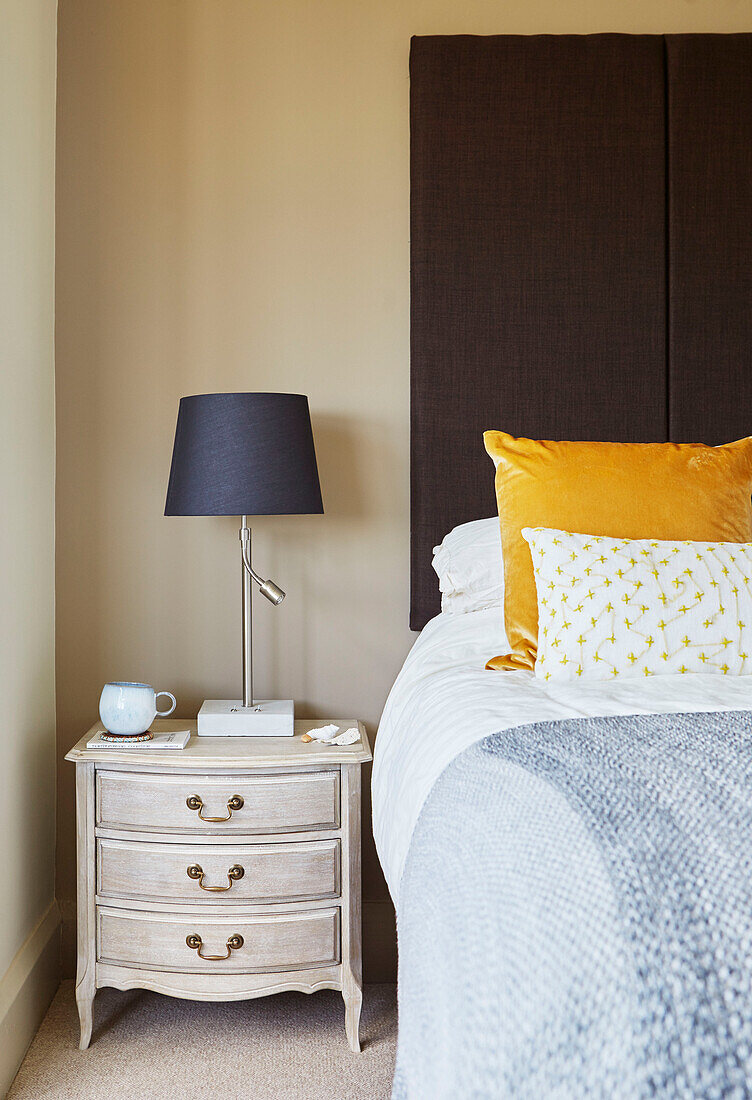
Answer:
[66,720,371,1053]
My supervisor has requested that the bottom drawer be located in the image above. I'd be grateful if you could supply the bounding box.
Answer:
[97,906,340,974]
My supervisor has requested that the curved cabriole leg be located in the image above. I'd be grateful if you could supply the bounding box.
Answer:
[76,985,94,1050]
[343,987,363,1052]
[341,762,364,1053]
[75,761,97,1051]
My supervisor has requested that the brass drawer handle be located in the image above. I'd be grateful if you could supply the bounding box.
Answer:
[186,933,244,961]
[186,863,245,892]
[186,794,244,822]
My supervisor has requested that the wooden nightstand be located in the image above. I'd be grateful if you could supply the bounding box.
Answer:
[65,719,372,1052]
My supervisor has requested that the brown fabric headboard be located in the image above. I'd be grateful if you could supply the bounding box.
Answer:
[410,33,752,630]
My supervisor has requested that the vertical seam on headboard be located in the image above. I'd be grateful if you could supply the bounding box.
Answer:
[663,35,671,443]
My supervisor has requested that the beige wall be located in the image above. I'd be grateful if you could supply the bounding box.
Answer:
[0,0,59,1087]
[55,0,752,980]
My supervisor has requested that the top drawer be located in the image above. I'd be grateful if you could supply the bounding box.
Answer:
[96,769,340,834]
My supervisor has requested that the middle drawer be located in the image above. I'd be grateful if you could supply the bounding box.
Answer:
[97,837,341,905]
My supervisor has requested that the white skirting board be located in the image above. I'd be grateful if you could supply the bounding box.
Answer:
[0,901,61,1096]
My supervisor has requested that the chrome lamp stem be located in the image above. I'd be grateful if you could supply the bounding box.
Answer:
[239,516,286,710]
[240,519,254,708]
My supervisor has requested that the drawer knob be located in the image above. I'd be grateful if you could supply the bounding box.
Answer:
[186,863,245,892]
[186,933,244,961]
[186,794,244,822]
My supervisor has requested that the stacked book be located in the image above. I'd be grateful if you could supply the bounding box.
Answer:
[86,729,191,750]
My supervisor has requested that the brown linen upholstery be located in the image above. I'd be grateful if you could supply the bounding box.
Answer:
[410,35,667,629]
[410,34,752,631]
[666,34,752,446]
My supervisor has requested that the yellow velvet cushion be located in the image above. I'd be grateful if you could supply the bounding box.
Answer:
[483,431,752,671]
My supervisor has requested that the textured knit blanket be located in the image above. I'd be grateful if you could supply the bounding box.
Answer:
[392,711,752,1100]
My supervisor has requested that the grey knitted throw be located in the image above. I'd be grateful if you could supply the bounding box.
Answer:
[392,711,752,1099]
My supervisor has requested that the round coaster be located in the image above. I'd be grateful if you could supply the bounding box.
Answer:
[99,730,153,743]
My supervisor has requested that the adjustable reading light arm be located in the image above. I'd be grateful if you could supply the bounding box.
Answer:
[240,525,285,605]
[238,517,285,710]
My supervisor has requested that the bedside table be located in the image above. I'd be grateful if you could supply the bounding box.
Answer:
[65,719,372,1052]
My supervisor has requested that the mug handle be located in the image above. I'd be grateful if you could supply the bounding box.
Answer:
[155,691,177,718]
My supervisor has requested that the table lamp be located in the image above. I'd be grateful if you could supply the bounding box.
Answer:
[165,392,323,735]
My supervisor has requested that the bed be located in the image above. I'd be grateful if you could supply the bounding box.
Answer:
[375,621,752,1094]
[374,31,752,1099]
[374,605,752,906]
[373,601,752,1095]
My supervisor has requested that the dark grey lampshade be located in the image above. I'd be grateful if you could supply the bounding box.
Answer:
[164,393,324,516]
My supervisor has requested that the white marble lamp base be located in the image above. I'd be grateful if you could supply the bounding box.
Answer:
[197,698,294,736]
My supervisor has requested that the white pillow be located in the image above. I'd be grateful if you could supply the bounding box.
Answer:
[432,518,504,614]
[522,526,752,682]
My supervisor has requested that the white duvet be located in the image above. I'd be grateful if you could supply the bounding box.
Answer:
[372,605,752,903]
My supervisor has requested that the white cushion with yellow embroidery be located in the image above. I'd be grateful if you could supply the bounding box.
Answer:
[521,527,752,682]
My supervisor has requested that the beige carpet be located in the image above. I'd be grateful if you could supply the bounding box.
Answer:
[8,980,397,1099]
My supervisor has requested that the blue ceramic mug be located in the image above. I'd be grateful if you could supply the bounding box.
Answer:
[99,681,176,736]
